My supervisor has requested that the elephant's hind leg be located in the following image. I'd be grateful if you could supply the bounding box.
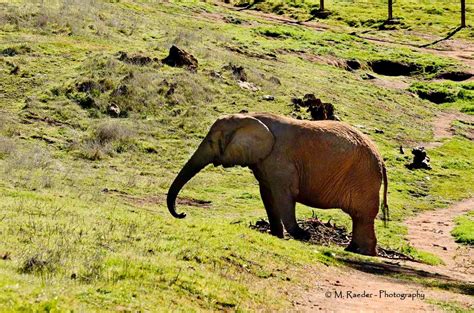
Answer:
[346,215,377,256]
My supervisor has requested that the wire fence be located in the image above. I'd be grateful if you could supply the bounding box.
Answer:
[313,0,471,26]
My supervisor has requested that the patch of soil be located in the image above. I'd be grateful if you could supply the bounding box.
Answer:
[249,217,414,261]
[284,50,348,69]
[292,260,473,312]
[413,112,474,149]
[117,51,155,66]
[369,60,421,76]
[365,74,410,90]
[103,189,212,208]
[162,45,198,72]
[21,111,70,127]
[223,45,277,61]
[405,197,474,282]
[291,199,474,312]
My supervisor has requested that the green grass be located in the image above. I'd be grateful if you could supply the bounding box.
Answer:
[0,0,473,310]
[228,0,474,39]
[452,211,474,245]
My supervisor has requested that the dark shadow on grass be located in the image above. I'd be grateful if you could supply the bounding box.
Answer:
[338,258,474,296]
[419,26,463,48]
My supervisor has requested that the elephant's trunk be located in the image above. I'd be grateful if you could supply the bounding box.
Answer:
[167,143,211,218]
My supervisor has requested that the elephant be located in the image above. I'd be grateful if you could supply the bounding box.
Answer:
[167,113,389,256]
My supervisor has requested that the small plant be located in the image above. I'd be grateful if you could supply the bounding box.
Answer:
[0,137,16,158]
[78,121,135,160]
[19,249,63,275]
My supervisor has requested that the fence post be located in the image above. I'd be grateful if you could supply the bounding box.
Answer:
[388,0,393,20]
[320,0,325,11]
[461,0,466,27]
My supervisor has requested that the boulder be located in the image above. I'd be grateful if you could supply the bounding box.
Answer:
[406,146,431,170]
[162,45,198,72]
[292,94,337,121]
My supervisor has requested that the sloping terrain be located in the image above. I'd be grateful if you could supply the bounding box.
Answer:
[0,0,473,311]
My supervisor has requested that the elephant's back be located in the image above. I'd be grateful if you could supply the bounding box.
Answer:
[285,121,383,211]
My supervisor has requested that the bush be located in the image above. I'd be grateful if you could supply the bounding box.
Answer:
[0,137,16,158]
[78,121,135,160]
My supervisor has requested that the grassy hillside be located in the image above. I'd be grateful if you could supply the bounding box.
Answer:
[229,0,474,38]
[0,0,473,310]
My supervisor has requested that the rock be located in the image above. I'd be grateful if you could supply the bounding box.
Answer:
[108,104,121,118]
[238,81,259,91]
[406,146,431,170]
[111,84,128,97]
[292,94,337,121]
[361,73,377,80]
[223,63,247,81]
[223,16,243,24]
[262,95,274,101]
[117,51,153,66]
[268,76,281,85]
[10,64,19,75]
[209,70,223,79]
[162,45,198,72]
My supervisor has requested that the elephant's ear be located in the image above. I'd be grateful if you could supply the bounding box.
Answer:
[221,116,275,166]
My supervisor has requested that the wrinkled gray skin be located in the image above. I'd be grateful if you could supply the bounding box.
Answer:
[167,113,388,256]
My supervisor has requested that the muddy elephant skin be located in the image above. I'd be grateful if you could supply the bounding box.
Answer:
[167,113,388,256]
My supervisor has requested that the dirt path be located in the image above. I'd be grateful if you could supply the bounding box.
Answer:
[294,198,474,312]
[406,198,474,282]
[293,263,472,312]
[418,111,474,149]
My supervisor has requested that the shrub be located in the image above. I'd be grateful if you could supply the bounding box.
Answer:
[78,121,135,160]
[0,137,16,158]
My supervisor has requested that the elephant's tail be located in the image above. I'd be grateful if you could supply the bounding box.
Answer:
[381,163,390,227]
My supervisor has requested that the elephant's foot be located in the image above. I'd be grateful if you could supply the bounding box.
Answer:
[345,241,377,256]
[348,217,377,256]
[288,227,311,241]
[270,226,284,238]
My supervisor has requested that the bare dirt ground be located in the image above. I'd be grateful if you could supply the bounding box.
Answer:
[419,111,474,149]
[406,198,474,282]
[293,198,474,312]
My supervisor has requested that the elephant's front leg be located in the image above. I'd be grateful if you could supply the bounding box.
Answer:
[259,185,283,238]
[259,184,310,241]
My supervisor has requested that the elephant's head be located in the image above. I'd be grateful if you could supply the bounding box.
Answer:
[167,114,275,218]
